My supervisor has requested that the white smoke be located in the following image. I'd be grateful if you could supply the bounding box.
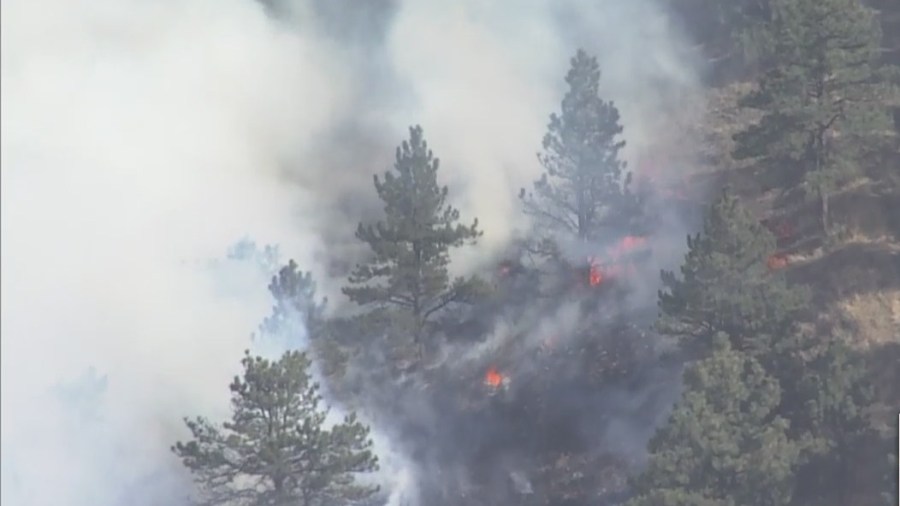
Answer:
[382,0,699,268]
[1,0,700,504]
[1,0,342,503]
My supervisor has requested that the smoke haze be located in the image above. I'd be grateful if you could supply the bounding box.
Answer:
[0,0,701,504]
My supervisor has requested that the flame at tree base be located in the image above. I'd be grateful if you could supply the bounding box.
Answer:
[585,236,650,288]
[484,367,504,388]
[588,259,603,287]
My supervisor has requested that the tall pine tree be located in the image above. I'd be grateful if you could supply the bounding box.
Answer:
[733,0,893,234]
[658,190,878,505]
[172,351,379,506]
[627,334,800,506]
[343,125,483,358]
[657,188,809,358]
[520,49,638,245]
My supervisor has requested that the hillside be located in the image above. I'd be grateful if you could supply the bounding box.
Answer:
[680,64,900,506]
[148,2,900,505]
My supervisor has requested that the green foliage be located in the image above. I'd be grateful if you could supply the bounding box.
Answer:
[172,351,378,506]
[520,49,638,243]
[657,187,880,503]
[786,337,879,505]
[792,339,873,439]
[657,188,809,357]
[666,0,774,72]
[262,260,327,338]
[627,335,800,506]
[259,261,349,380]
[733,0,893,232]
[343,125,484,354]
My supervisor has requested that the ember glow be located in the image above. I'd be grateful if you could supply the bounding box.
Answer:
[610,236,648,259]
[620,236,647,250]
[484,367,504,388]
[588,258,604,287]
[767,254,788,270]
[584,236,650,287]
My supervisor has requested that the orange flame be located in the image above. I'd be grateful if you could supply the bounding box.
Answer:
[620,235,647,250]
[767,254,788,270]
[609,236,648,259]
[585,236,648,287]
[588,258,603,287]
[484,367,503,388]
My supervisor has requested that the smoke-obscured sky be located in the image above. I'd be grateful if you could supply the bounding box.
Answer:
[0,0,701,504]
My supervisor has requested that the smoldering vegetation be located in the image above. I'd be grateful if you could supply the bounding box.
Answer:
[1,0,710,505]
[299,192,703,505]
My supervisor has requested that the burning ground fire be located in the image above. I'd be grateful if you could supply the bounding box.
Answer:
[767,254,789,270]
[588,259,604,287]
[587,236,650,287]
[493,235,650,289]
[611,236,648,256]
[484,366,509,390]
[763,218,794,271]
[415,210,681,504]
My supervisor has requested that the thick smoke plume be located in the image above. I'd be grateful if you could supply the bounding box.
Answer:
[1,0,702,505]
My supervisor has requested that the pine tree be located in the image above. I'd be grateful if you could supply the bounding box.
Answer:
[665,0,774,75]
[657,188,809,358]
[262,260,327,340]
[261,261,349,379]
[520,49,638,245]
[658,190,880,504]
[732,0,893,235]
[626,335,800,506]
[786,337,879,505]
[172,351,379,506]
[343,125,484,357]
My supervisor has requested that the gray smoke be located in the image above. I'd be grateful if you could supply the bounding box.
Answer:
[1,0,702,504]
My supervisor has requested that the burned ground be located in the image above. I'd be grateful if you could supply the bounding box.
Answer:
[316,200,695,506]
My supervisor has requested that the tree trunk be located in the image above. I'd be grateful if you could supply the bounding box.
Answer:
[412,314,426,362]
[820,188,830,236]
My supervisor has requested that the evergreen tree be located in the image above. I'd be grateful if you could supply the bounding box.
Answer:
[343,125,483,357]
[732,0,894,234]
[658,190,881,504]
[786,337,878,505]
[627,335,800,506]
[657,188,809,358]
[261,261,349,379]
[520,49,638,244]
[262,260,327,340]
[173,351,379,506]
[665,0,774,75]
